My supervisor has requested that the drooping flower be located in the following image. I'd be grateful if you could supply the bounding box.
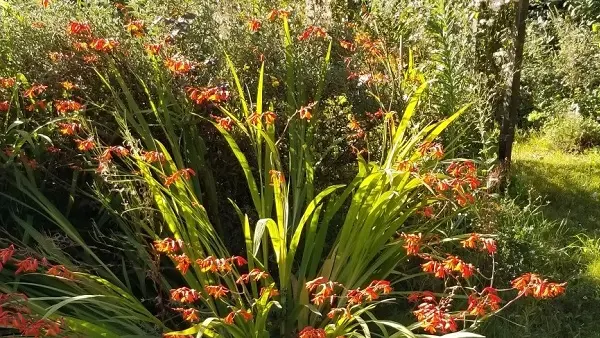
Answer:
[400,233,422,255]
[41,0,50,8]
[0,77,16,88]
[125,20,144,37]
[90,38,119,52]
[153,238,183,254]
[327,307,352,320]
[340,40,356,52]
[298,102,316,121]
[236,268,270,284]
[15,257,39,274]
[164,168,196,187]
[54,100,83,114]
[141,150,165,163]
[248,18,261,32]
[165,57,193,74]
[46,265,74,280]
[210,114,234,131]
[297,25,328,41]
[23,84,47,99]
[0,244,15,265]
[170,287,201,303]
[205,285,229,299]
[66,21,91,35]
[263,111,277,125]
[511,273,566,299]
[58,122,81,135]
[460,233,480,249]
[267,9,290,21]
[224,309,252,325]
[0,101,9,112]
[187,86,229,105]
[172,254,192,274]
[144,43,162,55]
[173,307,200,322]
[481,238,497,255]
[75,138,95,151]
[413,296,458,334]
[298,326,326,338]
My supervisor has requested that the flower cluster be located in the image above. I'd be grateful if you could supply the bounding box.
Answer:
[164,168,196,187]
[421,160,482,207]
[186,86,230,106]
[165,57,194,74]
[400,232,422,255]
[466,287,502,316]
[460,233,497,255]
[421,255,476,279]
[0,244,75,280]
[411,292,457,334]
[297,25,328,41]
[298,326,326,338]
[511,273,566,299]
[0,293,64,337]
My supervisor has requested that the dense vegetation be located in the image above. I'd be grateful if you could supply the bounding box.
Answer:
[0,0,598,337]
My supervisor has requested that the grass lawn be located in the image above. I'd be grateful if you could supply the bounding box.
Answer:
[512,137,600,232]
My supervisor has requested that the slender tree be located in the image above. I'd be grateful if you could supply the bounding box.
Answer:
[498,0,530,188]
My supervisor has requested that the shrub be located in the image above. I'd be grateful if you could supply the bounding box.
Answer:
[541,115,600,152]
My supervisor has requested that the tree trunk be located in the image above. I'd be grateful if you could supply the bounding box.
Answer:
[498,0,529,189]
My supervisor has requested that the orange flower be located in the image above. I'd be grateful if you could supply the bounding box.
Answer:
[260,286,280,298]
[125,20,144,37]
[41,0,50,8]
[46,265,74,280]
[90,38,119,52]
[23,84,47,99]
[25,100,47,112]
[60,81,78,91]
[304,277,326,291]
[0,101,9,112]
[174,307,199,322]
[269,169,285,184]
[205,285,229,299]
[263,111,277,125]
[224,309,252,325]
[466,287,502,316]
[15,257,38,274]
[144,43,162,55]
[54,100,83,114]
[460,233,480,249]
[75,138,94,151]
[368,280,392,294]
[481,238,497,255]
[0,77,16,88]
[340,40,356,52]
[72,41,88,51]
[57,122,80,135]
[347,288,365,305]
[210,115,234,131]
[173,254,191,274]
[153,238,183,254]
[141,150,165,163]
[66,21,91,35]
[248,18,261,32]
[187,86,230,105]
[164,168,196,187]
[327,307,351,319]
[170,287,201,303]
[83,54,99,64]
[298,326,326,338]
[418,142,444,160]
[298,102,316,121]
[400,233,422,255]
[165,57,193,74]
[298,26,328,41]
[267,9,290,21]
[236,268,269,284]
[511,273,566,299]
[413,299,457,334]
[347,115,360,130]
[230,255,247,266]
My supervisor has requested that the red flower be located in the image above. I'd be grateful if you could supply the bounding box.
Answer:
[144,43,162,55]
[173,307,199,322]
[230,256,247,266]
[205,285,229,299]
[511,273,566,299]
[164,168,196,187]
[248,19,261,32]
[15,257,38,274]
[368,280,392,294]
[236,268,269,283]
[170,287,200,303]
[125,20,144,37]
[187,86,230,105]
[153,238,183,254]
[90,38,119,52]
[75,138,95,151]
[298,26,328,41]
[413,298,457,334]
[298,326,326,338]
[400,233,422,255]
[67,21,91,35]
[460,233,480,249]
[0,245,15,265]
[0,101,9,112]
[41,0,50,8]
[0,77,16,88]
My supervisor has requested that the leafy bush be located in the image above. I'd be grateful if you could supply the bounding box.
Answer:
[541,115,600,152]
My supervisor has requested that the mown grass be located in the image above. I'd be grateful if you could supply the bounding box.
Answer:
[482,136,600,338]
